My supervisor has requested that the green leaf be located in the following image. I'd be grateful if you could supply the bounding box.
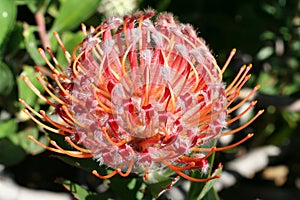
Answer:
[188,146,218,200]
[260,31,276,40]
[17,65,44,107]
[59,178,108,200]
[23,24,46,65]
[0,119,17,139]
[257,72,277,95]
[0,61,14,95]
[109,176,145,200]
[201,187,220,200]
[8,127,48,155]
[198,167,222,200]
[146,176,178,198]
[188,166,222,200]
[56,151,146,199]
[51,0,101,33]
[4,22,24,54]
[23,0,50,13]
[55,154,101,172]
[188,170,209,200]
[0,138,26,166]
[0,0,17,48]
[256,46,274,60]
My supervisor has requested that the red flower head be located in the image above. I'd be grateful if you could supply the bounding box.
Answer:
[20,10,263,183]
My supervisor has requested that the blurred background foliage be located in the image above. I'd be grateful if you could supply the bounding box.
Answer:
[0,0,300,199]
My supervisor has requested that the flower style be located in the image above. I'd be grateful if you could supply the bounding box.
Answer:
[20,10,263,183]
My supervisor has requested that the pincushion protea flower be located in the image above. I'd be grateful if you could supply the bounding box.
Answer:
[20,10,263,184]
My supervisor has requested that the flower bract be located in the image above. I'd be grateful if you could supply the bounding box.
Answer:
[20,10,263,184]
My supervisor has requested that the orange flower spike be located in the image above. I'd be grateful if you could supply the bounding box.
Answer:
[23,10,262,184]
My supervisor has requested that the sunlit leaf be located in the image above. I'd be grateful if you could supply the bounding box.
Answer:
[20,0,50,13]
[0,119,17,139]
[256,46,273,60]
[198,167,222,200]
[188,150,218,200]
[287,57,299,69]
[0,0,17,48]
[51,0,101,33]
[23,24,45,65]
[8,127,48,155]
[282,111,300,128]
[260,31,276,40]
[257,72,278,95]
[261,3,276,15]
[17,65,44,107]
[291,40,300,54]
[282,83,300,95]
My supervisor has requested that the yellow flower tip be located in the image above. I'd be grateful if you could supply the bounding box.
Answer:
[81,24,87,36]
[21,74,27,81]
[92,170,97,175]
[252,100,258,106]
[18,98,24,104]
[39,110,45,115]
[38,48,44,54]
[27,135,35,140]
[50,140,57,146]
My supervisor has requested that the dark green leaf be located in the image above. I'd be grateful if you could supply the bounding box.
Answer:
[0,138,26,166]
[55,154,101,172]
[109,176,145,200]
[0,61,14,95]
[59,178,107,200]
[146,176,178,198]
[4,22,24,54]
